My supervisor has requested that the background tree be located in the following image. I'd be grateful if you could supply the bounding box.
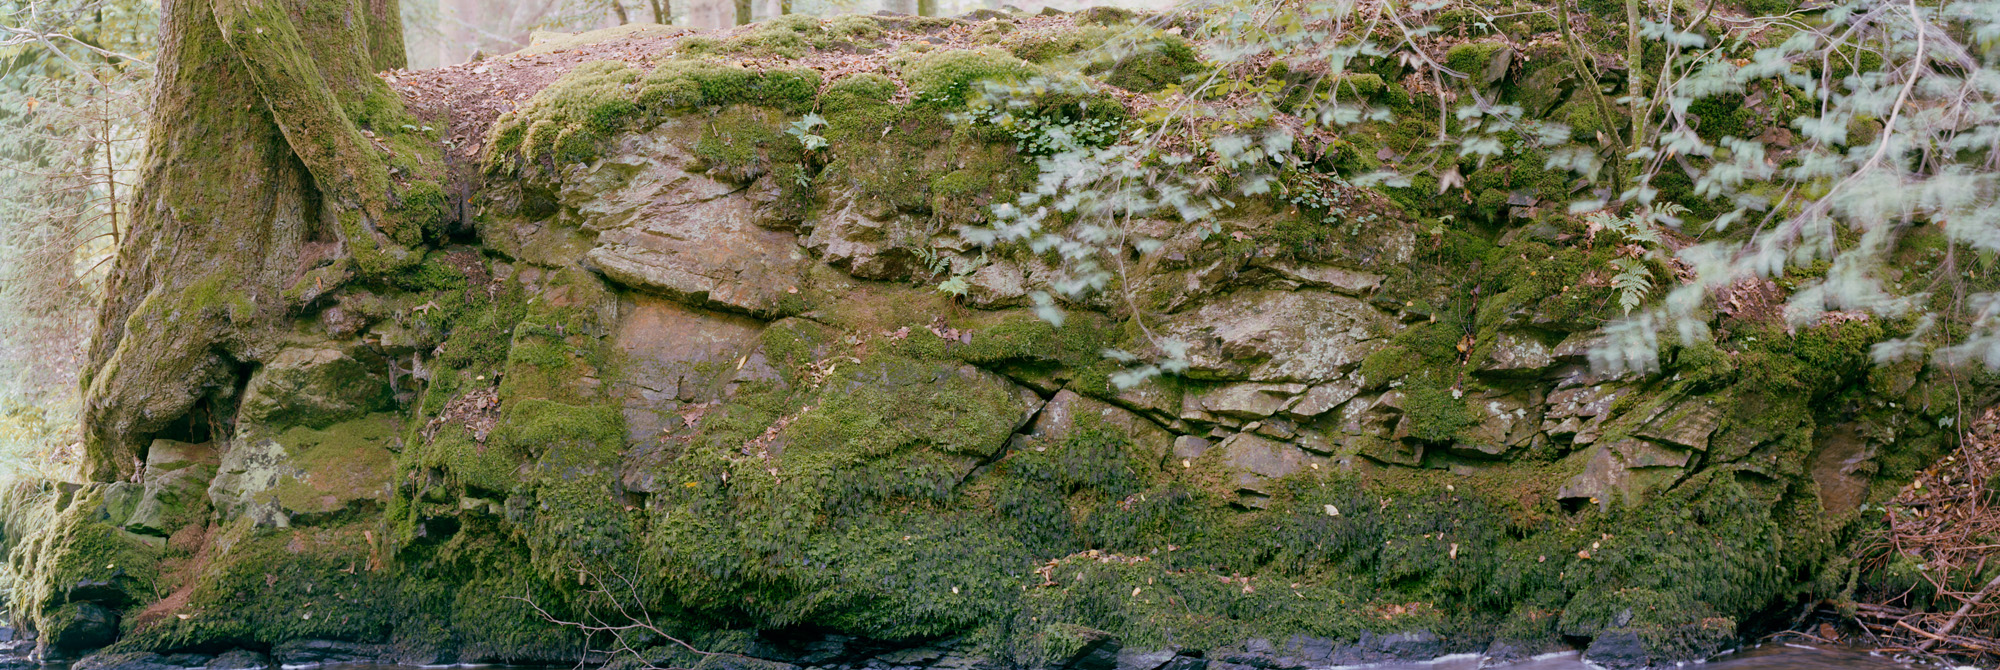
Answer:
[0,0,153,480]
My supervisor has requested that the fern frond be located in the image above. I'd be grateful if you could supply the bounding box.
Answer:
[1610,257,1655,314]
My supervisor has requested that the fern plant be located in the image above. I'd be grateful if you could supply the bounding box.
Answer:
[1586,204,1684,314]
[1610,257,1655,315]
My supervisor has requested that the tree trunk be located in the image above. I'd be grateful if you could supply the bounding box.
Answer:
[688,0,729,29]
[80,0,437,480]
[734,0,752,25]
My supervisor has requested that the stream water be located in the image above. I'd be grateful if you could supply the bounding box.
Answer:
[263,645,1974,670]
[1343,644,1973,670]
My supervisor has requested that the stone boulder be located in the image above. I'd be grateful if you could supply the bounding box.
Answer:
[1213,432,1326,504]
[964,260,1030,309]
[1557,438,1694,509]
[1162,289,1393,383]
[610,294,771,444]
[204,650,270,670]
[1022,390,1175,465]
[1451,391,1540,459]
[42,601,116,656]
[561,121,814,317]
[208,414,399,526]
[271,640,398,666]
[124,439,218,537]
[804,189,921,281]
[771,355,1044,482]
[1257,259,1386,296]
[236,347,393,430]
[1183,383,1308,421]
[1477,331,1557,378]
[1542,381,1621,446]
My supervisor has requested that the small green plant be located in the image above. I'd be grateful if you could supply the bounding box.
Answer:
[1610,257,1655,315]
[955,93,1123,156]
[914,248,986,298]
[786,113,828,151]
[1586,203,1684,314]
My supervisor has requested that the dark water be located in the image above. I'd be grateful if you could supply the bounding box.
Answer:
[1191,644,1973,670]
[14,645,1975,670]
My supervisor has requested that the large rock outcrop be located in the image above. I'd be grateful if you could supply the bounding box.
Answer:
[2,8,1982,670]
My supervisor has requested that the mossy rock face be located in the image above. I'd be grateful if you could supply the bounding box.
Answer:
[24,10,1998,669]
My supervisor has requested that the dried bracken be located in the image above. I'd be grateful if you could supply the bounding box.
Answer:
[1791,405,2000,662]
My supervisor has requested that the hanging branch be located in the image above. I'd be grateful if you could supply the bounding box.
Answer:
[505,565,718,670]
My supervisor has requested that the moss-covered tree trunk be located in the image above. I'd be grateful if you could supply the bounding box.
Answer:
[80,0,436,481]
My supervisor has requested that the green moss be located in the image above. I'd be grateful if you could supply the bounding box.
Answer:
[1555,469,1827,662]
[7,485,161,624]
[1098,36,1203,93]
[826,15,887,42]
[391,180,451,245]
[1434,8,1484,35]
[1556,96,1607,141]
[716,14,820,58]
[1072,6,1138,25]
[1401,383,1476,444]
[947,311,1122,395]
[641,62,819,113]
[902,48,1038,108]
[818,101,1028,224]
[1005,25,1116,64]
[822,73,898,112]
[1332,73,1386,99]
[177,274,258,325]
[1445,41,1509,77]
[1687,95,1751,141]
[691,106,798,183]
[121,519,410,648]
[262,414,400,516]
[487,60,641,166]
[487,60,819,170]
[435,282,530,373]
[393,252,471,292]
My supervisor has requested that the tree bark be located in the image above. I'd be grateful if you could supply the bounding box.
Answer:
[80,0,435,480]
